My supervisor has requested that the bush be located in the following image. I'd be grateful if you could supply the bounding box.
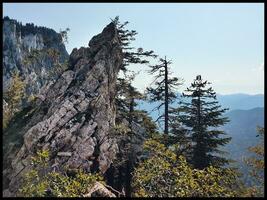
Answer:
[18,150,103,197]
[132,139,241,197]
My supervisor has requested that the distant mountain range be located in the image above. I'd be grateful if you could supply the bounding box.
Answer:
[137,93,264,186]
[217,93,264,110]
[137,93,264,116]
[222,107,264,186]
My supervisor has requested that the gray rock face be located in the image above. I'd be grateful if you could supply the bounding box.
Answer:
[3,22,123,196]
[3,17,69,101]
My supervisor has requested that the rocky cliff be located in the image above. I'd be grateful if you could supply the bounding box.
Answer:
[3,22,123,196]
[3,16,69,101]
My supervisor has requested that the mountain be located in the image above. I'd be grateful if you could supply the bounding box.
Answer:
[221,107,264,185]
[3,22,125,196]
[137,96,264,186]
[137,93,264,121]
[217,93,264,110]
[3,16,69,102]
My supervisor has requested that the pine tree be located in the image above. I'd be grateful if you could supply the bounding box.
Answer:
[114,71,159,197]
[112,16,157,128]
[146,57,183,136]
[179,75,231,169]
[167,107,192,158]
[110,17,159,196]
[112,16,157,125]
[116,71,143,127]
[112,16,157,72]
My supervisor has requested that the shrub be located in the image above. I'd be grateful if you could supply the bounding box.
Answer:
[18,149,103,197]
[132,139,241,197]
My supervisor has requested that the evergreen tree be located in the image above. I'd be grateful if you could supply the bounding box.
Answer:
[112,15,157,126]
[112,16,157,124]
[108,17,160,196]
[167,106,192,158]
[116,71,143,127]
[112,16,157,72]
[113,71,160,197]
[146,57,183,136]
[179,75,231,169]
[111,16,158,129]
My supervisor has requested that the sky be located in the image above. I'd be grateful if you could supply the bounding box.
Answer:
[3,3,264,95]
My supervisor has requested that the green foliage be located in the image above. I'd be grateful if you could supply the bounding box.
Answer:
[146,57,184,135]
[31,149,49,167]
[22,47,68,80]
[111,123,131,136]
[4,71,26,111]
[132,139,241,197]
[18,149,103,197]
[3,71,26,129]
[116,71,144,125]
[178,75,231,169]
[112,16,157,71]
[3,105,12,130]
[136,110,160,139]
[48,60,68,79]
[27,94,37,103]
[243,126,264,197]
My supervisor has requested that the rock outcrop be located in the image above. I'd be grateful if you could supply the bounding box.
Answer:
[3,22,123,196]
[3,16,69,102]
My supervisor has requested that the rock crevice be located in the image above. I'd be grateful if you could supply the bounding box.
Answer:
[3,22,123,196]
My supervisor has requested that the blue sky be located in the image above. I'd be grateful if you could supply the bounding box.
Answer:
[3,3,264,95]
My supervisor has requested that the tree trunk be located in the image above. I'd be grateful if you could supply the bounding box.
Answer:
[129,90,134,131]
[164,56,169,135]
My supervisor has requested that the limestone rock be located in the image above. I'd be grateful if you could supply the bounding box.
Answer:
[3,17,69,106]
[84,182,117,197]
[3,21,123,196]
[57,152,72,157]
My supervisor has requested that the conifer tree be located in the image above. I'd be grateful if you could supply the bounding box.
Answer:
[178,75,231,169]
[110,17,158,196]
[112,16,158,130]
[112,16,157,72]
[146,57,183,136]
[167,107,192,158]
[116,71,143,126]
[112,16,157,122]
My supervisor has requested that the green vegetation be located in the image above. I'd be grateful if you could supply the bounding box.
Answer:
[243,127,264,197]
[3,71,26,129]
[23,47,68,79]
[132,139,241,197]
[146,57,183,136]
[4,17,264,198]
[19,149,103,197]
[177,75,231,169]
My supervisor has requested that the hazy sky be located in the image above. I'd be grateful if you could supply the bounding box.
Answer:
[3,3,264,95]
